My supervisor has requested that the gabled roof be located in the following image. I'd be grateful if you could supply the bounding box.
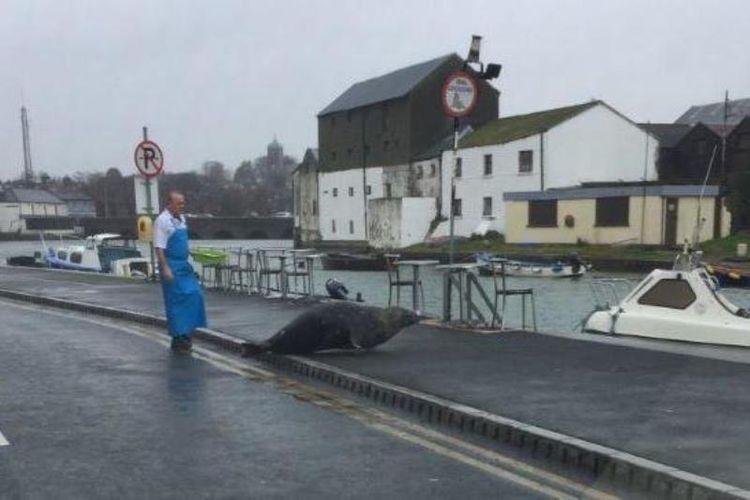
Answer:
[50,190,93,202]
[1,188,63,204]
[293,148,320,174]
[460,101,599,148]
[318,54,457,116]
[638,123,692,148]
[413,124,473,161]
[675,97,750,126]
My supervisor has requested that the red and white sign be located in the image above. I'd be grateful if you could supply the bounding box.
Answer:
[134,140,164,178]
[441,71,478,118]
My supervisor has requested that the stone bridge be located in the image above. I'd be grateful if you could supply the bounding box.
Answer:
[79,216,293,240]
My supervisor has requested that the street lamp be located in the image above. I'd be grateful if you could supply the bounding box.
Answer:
[467,35,482,64]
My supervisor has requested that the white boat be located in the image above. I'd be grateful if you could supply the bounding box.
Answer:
[45,233,153,278]
[583,249,750,347]
[476,253,588,278]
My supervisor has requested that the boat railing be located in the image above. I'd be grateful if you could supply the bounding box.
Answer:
[589,278,636,310]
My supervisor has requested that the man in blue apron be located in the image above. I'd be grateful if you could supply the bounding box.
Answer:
[154,191,207,352]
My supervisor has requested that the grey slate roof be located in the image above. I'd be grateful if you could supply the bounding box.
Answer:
[413,124,473,161]
[293,148,320,173]
[318,54,456,116]
[504,184,720,201]
[1,188,64,204]
[638,123,692,148]
[675,97,750,126]
[50,190,93,202]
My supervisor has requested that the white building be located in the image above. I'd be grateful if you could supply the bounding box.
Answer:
[0,188,72,234]
[313,53,499,249]
[434,100,660,238]
[318,167,385,242]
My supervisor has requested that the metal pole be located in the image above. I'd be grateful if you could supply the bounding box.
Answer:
[448,117,459,265]
[640,125,649,244]
[143,126,156,280]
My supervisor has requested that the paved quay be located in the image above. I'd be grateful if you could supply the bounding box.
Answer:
[3,266,750,490]
[0,299,544,499]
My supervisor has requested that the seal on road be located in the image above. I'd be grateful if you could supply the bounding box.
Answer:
[243,302,419,355]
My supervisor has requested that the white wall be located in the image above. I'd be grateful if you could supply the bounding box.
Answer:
[400,197,436,247]
[319,167,383,241]
[18,202,67,217]
[0,204,21,233]
[543,104,658,188]
[368,197,436,248]
[438,102,659,238]
[440,135,541,236]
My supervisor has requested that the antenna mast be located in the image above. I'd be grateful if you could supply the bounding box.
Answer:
[21,106,34,184]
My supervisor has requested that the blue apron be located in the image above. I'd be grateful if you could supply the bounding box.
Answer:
[160,226,207,337]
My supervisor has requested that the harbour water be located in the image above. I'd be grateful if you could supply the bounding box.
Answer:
[3,239,749,334]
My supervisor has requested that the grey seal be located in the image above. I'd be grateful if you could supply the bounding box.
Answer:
[243,302,418,355]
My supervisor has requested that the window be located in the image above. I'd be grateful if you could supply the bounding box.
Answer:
[312,200,318,216]
[366,185,372,195]
[383,140,390,151]
[483,197,492,216]
[453,199,463,216]
[638,279,696,309]
[57,250,68,260]
[417,165,424,179]
[455,157,462,177]
[483,154,493,175]
[348,187,354,197]
[349,220,354,234]
[331,151,337,161]
[528,200,557,227]
[332,187,338,197]
[347,147,353,158]
[385,183,392,198]
[70,252,82,264]
[430,163,437,177]
[331,219,336,233]
[595,197,630,227]
[519,150,533,173]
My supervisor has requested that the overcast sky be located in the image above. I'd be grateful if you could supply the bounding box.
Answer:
[0,0,747,180]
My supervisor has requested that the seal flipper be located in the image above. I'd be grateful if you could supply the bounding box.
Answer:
[242,341,271,357]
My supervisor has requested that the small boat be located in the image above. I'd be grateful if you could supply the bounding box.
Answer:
[6,252,46,268]
[705,260,750,288]
[476,252,588,278]
[321,253,387,271]
[582,248,750,347]
[44,233,152,278]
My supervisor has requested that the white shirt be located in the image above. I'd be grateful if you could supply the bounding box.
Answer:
[154,210,187,249]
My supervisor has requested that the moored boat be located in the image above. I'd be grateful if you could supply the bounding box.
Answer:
[582,249,750,347]
[476,252,588,278]
[43,233,152,278]
[321,253,387,271]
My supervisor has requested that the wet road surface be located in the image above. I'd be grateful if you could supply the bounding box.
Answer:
[0,299,547,499]
[3,266,750,489]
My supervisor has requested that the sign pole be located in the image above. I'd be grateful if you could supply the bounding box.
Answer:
[143,126,156,281]
[449,117,458,266]
[441,71,477,266]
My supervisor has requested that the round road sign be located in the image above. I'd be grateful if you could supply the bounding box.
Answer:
[441,71,478,118]
[134,140,164,178]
